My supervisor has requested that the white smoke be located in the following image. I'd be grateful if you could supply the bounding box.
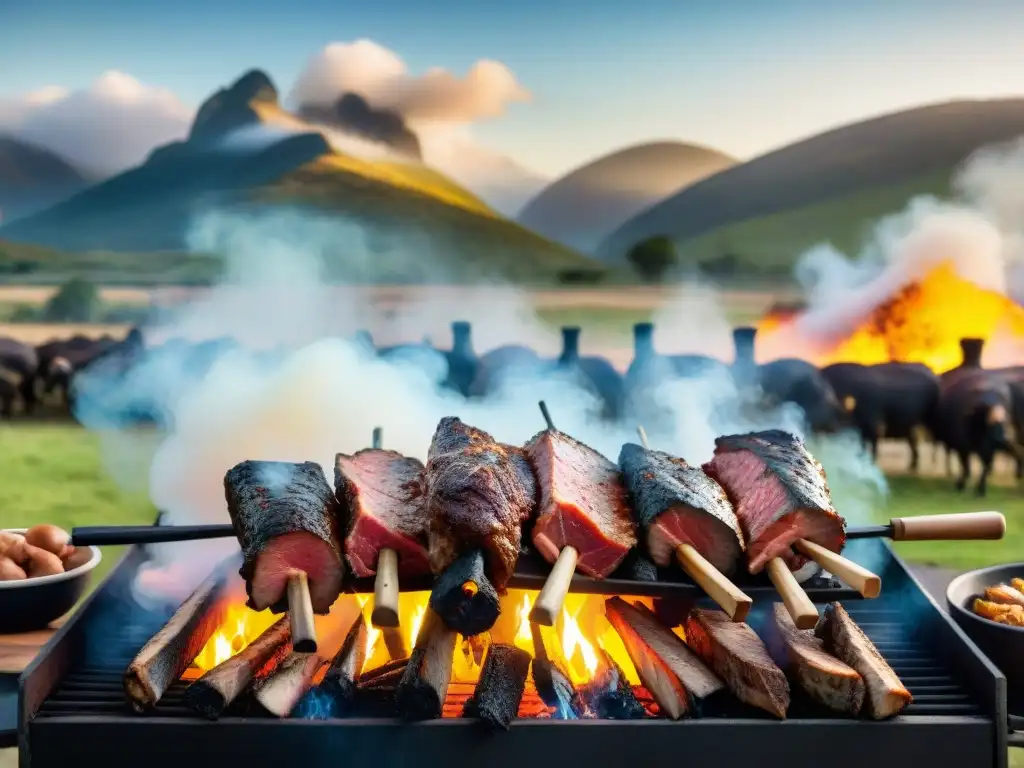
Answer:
[70,209,884,601]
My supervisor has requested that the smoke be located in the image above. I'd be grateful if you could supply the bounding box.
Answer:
[70,209,885,603]
[788,136,1024,340]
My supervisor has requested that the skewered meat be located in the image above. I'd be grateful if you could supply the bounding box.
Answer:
[702,430,845,574]
[225,460,344,613]
[619,442,744,575]
[768,603,865,716]
[815,602,911,719]
[335,448,430,578]
[526,429,636,578]
[425,417,536,589]
[684,608,790,719]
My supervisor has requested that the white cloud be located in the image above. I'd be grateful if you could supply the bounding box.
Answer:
[0,70,192,174]
[288,39,530,124]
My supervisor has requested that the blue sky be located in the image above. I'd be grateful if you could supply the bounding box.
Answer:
[4,0,1024,176]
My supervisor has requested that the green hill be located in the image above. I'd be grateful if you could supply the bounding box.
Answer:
[0,70,602,285]
[0,136,93,223]
[598,99,1024,275]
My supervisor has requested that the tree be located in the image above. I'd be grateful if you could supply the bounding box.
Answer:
[627,235,677,283]
[43,278,100,323]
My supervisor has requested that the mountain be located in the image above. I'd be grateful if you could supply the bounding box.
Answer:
[0,70,601,284]
[597,99,1024,270]
[0,136,94,224]
[517,141,736,254]
[297,93,421,159]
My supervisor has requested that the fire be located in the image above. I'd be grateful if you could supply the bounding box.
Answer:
[756,261,1024,372]
[186,589,651,689]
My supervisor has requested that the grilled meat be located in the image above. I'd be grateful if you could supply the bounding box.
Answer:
[619,442,744,575]
[815,602,911,719]
[702,430,845,574]
[526,429,636,578]
[335,448,430,579]
[768,603,865,716]
[684,608,790,719]
[425,417,536,589]
[984,583,1024,607]
[224,460,344,613]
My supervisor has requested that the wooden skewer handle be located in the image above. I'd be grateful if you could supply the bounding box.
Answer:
[529,546,579,626]
[794,538,881,599]
[371,548,401,628]
[890,512,1006,541]
[286,571,318,653]
[674,543,752,622]
[765,558,819,630]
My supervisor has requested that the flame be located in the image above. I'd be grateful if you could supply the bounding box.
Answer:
[185,589,651,689]
[756,261,1024,371]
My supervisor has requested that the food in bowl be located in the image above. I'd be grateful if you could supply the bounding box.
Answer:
[0,524,79,581]
[971,577,1024,627]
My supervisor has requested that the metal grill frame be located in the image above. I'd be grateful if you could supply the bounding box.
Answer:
[19,540,1011,768]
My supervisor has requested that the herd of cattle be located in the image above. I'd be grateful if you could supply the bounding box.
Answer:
[0,321,1021,496]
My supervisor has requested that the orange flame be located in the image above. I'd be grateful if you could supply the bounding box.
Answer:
[756,262,1024,372]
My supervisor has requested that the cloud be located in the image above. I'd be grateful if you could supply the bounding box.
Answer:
[289,39,530,125]
[0,71,193,174]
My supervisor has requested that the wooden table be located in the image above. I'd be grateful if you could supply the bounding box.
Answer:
[0,618,65,749]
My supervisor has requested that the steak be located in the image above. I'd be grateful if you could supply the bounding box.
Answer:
[768,603,865,716]
[526,429,636,578]
[702,430,845,574]
[684,608,790,719]
[335,448,430,579]
[619,442,744,575]
[814,602,911,719]
[425,417,536,589]
[224,460,344,613]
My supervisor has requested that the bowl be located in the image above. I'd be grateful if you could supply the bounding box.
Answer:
[946,562,1024,696]
[0,529,102,633]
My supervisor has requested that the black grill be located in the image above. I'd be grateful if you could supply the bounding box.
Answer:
[18,539,1012,768]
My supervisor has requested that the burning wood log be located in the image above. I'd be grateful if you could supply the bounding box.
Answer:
[252,651,324,718]
[462,643,531,730]
[529,622,583,719]
[580,650,647,720]
[605,597,724,719]
[316,612,368,713]
[183,616,291,720]
[382,627,409,660]
[225,460,346,653]
[395,608,458,720]
[123,557,236,713]
[429,549,500,637]
[526,401,637,626]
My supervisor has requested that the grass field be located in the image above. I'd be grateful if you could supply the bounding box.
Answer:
[0,423,1022,768]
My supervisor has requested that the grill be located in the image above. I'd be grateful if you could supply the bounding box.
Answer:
[18,537,1013,768]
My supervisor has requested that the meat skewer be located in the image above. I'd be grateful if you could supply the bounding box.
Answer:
[703,430,839,629]
[123,556,236,713]
[625,426,752,621]
[335,426,430,629]
[526,400,636,626]
[184,616,291,720]
[425,416,536,635]
[225,460,344,653]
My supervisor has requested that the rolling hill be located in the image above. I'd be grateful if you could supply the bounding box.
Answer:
[0,70,602,284]
[0,137,94,223]
[517,141,736,254]
[598,99,1024,270]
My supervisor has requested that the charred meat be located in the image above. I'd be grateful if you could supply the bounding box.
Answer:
[335,448,430,579]
[815,602,911,719]
[702,430,845,574]
[225,460,344,614]
[619,442,744,576]
[525,428,636,578]
[425,417,536,590]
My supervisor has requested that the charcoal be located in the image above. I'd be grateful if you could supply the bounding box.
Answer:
[463,643,531,731]
[429,548,501,637]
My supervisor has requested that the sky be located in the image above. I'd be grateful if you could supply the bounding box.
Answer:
[3,0,1024,178]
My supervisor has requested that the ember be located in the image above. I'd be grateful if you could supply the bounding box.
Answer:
[757,261,1024,372]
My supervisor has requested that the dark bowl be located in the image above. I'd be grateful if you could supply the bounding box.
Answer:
[946,562,1024,697]
[0,529,102,633]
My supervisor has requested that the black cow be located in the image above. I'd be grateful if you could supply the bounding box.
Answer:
[821,361,941,471]
[0,337,39,414]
